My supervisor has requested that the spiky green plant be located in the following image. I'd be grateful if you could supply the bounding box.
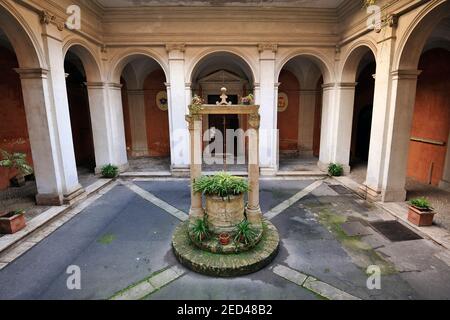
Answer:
[234,220,258,245]
[193,172,250,198]
[0,149,33,176]
[189,218,210,242]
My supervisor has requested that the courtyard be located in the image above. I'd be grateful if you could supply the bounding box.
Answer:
[1,176,450,300]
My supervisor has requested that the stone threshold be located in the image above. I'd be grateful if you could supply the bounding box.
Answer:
[333,176,450,250]
[0,178,114,256]
[121,170,327,178]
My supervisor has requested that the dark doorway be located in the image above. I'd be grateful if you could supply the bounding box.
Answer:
[207,95,240,157]
[65,59,96,171]
[355,105,373,161]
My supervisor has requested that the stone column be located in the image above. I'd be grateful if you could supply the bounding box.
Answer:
[167,44,189,174]
[380,70,421,202]
[127,89,149,157]
[35,19,83,204]
[364,23,396,201]
[298,89,317,155]
[247,112,262,227]
[85,82,114,170]
[330,83,357,174]
[187,114,204,221]
[258,44,278,175]
[106,83,129,171]
[317,83,336,171]
[440,134,450,190]
[16,68,83,205]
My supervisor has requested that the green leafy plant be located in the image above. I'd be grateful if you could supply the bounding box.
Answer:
[241,93,254,105]
[410,198,432,210]
[328,163,344,177]
[0,149,33,176]
[101,164,119,178]
[193,172,250,198]
[189,218,210,242]
[234,220,258,245]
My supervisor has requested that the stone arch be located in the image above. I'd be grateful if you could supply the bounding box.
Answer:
[395,0,450,70]
[63,40,103,83]
[109,49,169,84]
[187,48,257,85]
[276,50,334,84]
[340,41,377,83]
[0,2,44,68]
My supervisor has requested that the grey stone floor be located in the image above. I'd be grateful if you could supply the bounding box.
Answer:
[0,178,450,300]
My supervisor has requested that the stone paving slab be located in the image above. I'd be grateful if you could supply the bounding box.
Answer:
[303,276,360,300]
[145,268,319,300]
[111,266,186,300]
[376,239,444,272]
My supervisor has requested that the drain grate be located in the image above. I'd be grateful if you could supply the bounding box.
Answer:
[370,221,423,242]
[328,185,353,195]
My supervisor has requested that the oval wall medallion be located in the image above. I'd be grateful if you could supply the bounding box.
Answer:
[278,92,289,112]
[156,91,168,111]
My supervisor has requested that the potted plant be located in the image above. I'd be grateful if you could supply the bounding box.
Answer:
[234,220,258,245]
[189,218,210,242]
[193,173,250,234]
[241,94,254,105]
[408,198,436,227]
[328,163,344,177]
[101,164,119,179]
[0,209,26,234]
[219,232,231,246]
[0,149,33,187]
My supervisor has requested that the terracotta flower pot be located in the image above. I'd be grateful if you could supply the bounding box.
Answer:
[219,233,231,246]
[0,211,26,234]
[408,206,435,227]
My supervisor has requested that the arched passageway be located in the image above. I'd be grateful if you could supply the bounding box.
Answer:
[115,54,171,172]
[64,50,96,172]
[276,55,326,172]
[190,52,255,171]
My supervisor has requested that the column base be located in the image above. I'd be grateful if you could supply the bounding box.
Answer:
[439,180,450,191]
[362,185,382,202]
[246,205,263,227]
[63,186,86,205]
[382,189,407,203]
[260,167,277,176]
[36,193,64,206]
[189,207,205,222]
[171,165,190,177]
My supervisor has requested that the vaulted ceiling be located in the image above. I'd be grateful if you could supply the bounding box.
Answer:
[93,0,346,8]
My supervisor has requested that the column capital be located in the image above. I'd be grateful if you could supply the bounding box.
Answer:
[108,82,123,90]
[391,69,422,80]
[40,10,65,31]
[336,82,358,89]
[258,43,278,53]
[14,68,50,79]
[166,43,186,53]
[85,82,107,89]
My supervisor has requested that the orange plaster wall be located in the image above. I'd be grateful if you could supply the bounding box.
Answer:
[0,46,33,190]
[144,69,170,157]
[407,48,450,186]
[278,70,300,152]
